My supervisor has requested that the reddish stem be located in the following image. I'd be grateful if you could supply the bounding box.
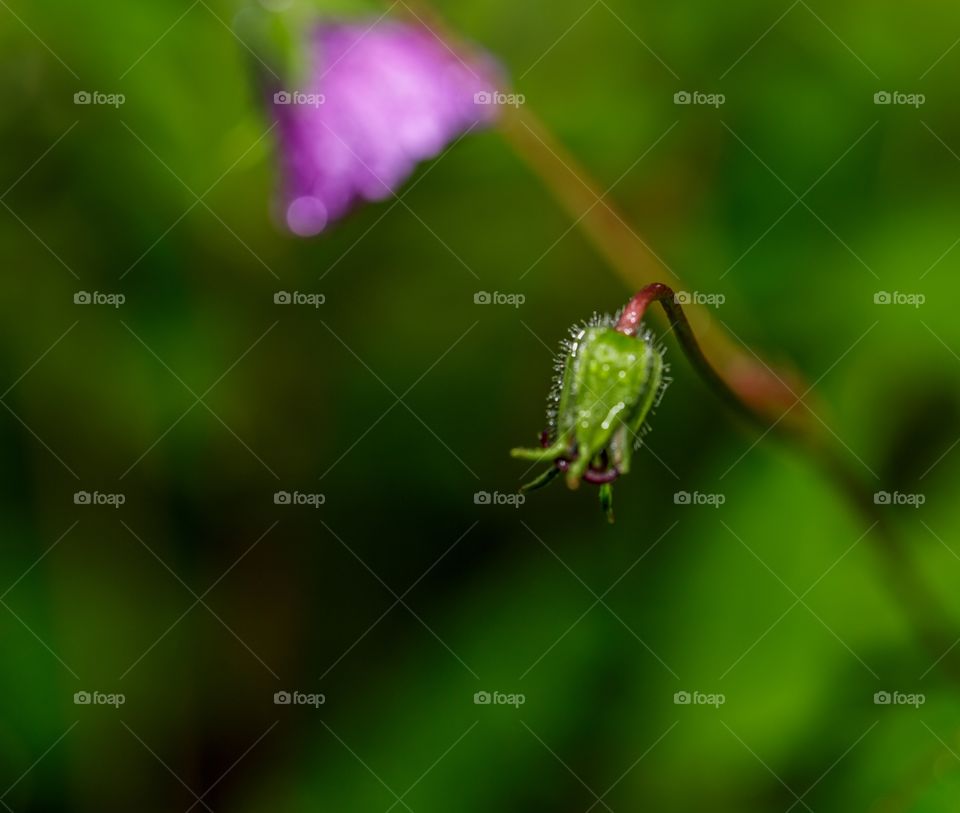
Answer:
[615,282,672,337]
[617,283,762,427]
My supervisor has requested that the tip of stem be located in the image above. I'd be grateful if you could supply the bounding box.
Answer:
[599,483,614,523]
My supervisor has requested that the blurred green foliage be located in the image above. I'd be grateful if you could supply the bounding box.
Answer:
[1,0,960,810]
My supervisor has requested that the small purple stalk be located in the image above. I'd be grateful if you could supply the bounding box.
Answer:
[617,283,763,428]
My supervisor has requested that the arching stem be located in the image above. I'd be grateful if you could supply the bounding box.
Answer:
[616,283,765,428]
[627,282,960,681]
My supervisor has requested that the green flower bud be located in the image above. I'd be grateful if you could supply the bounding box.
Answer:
[511,314,669,521]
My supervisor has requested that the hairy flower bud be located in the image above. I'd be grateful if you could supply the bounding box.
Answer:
[511,314,669,521]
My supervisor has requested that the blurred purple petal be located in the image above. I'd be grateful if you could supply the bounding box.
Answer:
[271,21,502,236]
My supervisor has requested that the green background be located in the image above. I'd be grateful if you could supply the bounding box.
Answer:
[1,0,959,809]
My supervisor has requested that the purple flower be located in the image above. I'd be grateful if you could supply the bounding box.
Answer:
[271,21,502,236]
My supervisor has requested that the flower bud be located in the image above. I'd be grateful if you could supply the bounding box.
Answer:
[511,315,669,521]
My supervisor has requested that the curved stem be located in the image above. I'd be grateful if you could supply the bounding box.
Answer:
[495,105,803,428]
[632,282,960,680]
[616,283,762,427]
